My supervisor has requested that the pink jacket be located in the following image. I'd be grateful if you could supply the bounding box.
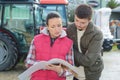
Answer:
[31,27,73,80]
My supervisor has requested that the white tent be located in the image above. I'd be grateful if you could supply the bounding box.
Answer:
[94,8,113,39]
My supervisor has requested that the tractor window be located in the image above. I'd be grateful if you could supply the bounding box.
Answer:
[4,4,34,33]
[4,5,30,19]
[40,5,67,27]
[3,4,35,51]
[57,6,67,27]
[0,5,2,25]
[34,5,43,28]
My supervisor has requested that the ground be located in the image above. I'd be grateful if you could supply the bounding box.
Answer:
[0,49,120,80]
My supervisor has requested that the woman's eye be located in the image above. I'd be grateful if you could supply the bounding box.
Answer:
[51,26,55,28]
[75,19,78,22]
[58,24,61,27]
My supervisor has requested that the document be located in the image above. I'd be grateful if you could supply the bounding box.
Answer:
[18,58,80,80]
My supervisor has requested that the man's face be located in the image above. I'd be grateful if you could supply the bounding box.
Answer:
[74,15,90,30]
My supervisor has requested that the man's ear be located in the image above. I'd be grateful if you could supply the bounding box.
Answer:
[88,18,92,21]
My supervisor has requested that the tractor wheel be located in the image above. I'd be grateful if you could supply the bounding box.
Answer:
[0,32,18,71]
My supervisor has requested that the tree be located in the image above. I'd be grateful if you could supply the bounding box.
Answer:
[106,0,120,9]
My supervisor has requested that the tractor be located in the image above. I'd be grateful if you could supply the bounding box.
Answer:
[0,0,68,71]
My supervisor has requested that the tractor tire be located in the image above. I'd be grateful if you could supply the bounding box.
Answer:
[0,32,18,71]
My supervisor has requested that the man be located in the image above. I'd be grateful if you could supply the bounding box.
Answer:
[66,4,104,80]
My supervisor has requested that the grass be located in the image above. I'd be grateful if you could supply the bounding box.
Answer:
[112,44,118,51]
[111,43,120,51]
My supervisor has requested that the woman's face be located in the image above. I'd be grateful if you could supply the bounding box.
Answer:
[47,17,62,38]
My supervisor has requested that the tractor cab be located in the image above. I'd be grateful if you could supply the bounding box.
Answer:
[38,0,68,27]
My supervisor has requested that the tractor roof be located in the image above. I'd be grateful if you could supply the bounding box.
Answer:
[0,0,39,4]
[39,0,68,4]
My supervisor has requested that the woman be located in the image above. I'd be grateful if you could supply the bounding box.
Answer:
[25,12,74,80]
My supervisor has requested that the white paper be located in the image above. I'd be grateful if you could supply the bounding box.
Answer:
[18,58,80,80]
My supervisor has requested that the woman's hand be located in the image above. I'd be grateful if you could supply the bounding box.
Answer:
[45,64,63,75]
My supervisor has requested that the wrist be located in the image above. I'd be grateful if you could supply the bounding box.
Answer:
[58,68,63,76]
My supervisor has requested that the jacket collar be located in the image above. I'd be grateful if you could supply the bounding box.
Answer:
[84,22,95,35]
[40,27,67,38]
[73,22,94,35]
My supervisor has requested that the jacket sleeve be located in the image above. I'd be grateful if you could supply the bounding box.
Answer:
[74,30,103,67]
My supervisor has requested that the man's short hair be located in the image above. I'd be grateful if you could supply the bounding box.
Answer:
[75,4,93,20]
